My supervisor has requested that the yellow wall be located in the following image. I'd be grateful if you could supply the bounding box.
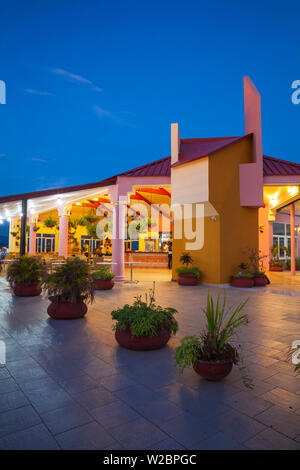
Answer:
[172,136,259,284]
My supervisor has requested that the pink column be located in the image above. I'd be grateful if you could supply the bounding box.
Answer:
[291,204,296,276]
[28,215,38,255]
[111,199,126,281]
[58,206,70,258]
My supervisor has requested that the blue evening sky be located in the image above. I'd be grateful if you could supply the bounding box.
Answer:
[0,0,299,200]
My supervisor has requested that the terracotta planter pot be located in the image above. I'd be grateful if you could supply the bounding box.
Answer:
[47,299,88,319]
[194,359,233,381]
[93,278,114,290]
[178,273,198,286]
[12,283,42,297]
[269,265,283,272]
[230,277,254,288]
[253,274,268,286]
[115,327,171,350]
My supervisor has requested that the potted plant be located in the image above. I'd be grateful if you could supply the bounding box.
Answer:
[111,284,178,350]
[176,252,201,286]
[92,266,115,290]
[246,248,268,286]
[6,256,44,297]
[231,272,254,288]
[44,216,58,229]
[269,245,287,272]
[175,291,252,387]
[43,257,94,319]
[286,257,300,271]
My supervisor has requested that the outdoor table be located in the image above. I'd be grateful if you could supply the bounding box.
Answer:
[124,261,144,283]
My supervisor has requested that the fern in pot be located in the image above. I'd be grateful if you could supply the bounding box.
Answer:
[6,256,45,297]
[111,283,178,350]
[92,266,115,290]
[175,291,252,387]
[43,257,94,319]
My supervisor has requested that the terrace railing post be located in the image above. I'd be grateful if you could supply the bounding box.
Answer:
[20,199,28,256]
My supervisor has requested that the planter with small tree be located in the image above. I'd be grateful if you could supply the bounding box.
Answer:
[269,245,287,272]
[247,248,268,286]
[175,291,252,387]
[43,257,94,319]
[111,284,178,350]
[92,266,115,290]
[176,252,201,286]
[6,256,44,297]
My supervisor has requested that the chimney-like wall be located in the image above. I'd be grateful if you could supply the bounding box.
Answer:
[171,123,180,165]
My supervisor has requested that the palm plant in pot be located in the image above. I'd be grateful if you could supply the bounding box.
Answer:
[175,291,252,387]
[43,257,94,319]
[111,283,178,350]
[92,266,115,290]
[6,256,45,297]
[176,252,201,286]
[269,245,287,272]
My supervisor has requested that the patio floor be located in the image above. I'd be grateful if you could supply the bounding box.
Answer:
[0,277,300,450]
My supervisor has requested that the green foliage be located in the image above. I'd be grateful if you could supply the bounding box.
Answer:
[6,256,45,286]
[179,252,193,267]
[43,257,94,304]
[92,266,115,280]
[245,248,267,275]
[286,257,300,269]
[111,285,178,338]
[175,336,201,373]
[44,216,58,229]
[233,272,254,278]
[175,290,252,388]
[175,266,201,279]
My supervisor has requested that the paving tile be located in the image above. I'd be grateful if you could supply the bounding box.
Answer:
[99,373,136,392]
[264,373,300,394]
[260,387,300,411]
[0,405,41,438]
[114,384,161,406]
[0,367,11,380]
[222,390,273,417]
[0,390,28,413]
[109,417,168,450]
[207,409,267,443]
[194,432,246,450]
[59,374,98,394]
[73,386,117,411]
[90,401,140,429]
[24,386,75,414]
[244,428,300,450]
[149,438,185,450]
[132,398,183,425]
[255,405,300,439]
[0,377,19,394]
[17,375,59,392]
[41,403,93,435]
[56,421,116,450]
[0,423,60,450]
[159,411,218,448]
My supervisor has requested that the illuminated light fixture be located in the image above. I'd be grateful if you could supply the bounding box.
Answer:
[57,197,63,206]
[0,219,3,224]
[288,186,298,197]
[270,196,278,207]
[75,203,81,206]
[5,209,9,217]
[92,198,98,201]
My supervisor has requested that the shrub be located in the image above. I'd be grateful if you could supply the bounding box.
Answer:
[232,272,254,278]
[111,285,178,337]
[6,256,45,286]
[176,266,201,279]
[175,290,252,388]
[92,266,115,280]
[43,257,94,304]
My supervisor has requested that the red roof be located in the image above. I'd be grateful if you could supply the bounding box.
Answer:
[175,136,249,167]
[263,155,300,176]
[1,148,300,204]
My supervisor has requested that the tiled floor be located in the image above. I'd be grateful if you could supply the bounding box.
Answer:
[0,277,300,450]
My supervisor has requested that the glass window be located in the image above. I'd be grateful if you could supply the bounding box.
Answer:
[273,223,285,235]
[286,224,291,236]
